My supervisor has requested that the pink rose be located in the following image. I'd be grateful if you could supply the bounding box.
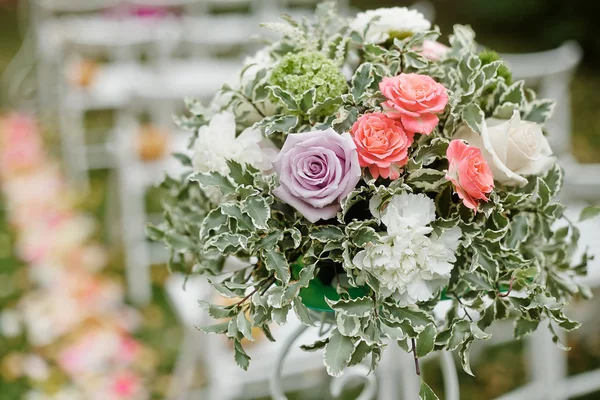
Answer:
[273,128,361,223]
[379,73,448,135]
[420,40,449,61]
[351,112,415,180]
[445,140,494,211]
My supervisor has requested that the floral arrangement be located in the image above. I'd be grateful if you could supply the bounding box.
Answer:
[151,3,594,396]
[0,114,155,400]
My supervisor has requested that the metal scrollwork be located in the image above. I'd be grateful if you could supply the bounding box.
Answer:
[269,323,377,400]
[270,314,460,400]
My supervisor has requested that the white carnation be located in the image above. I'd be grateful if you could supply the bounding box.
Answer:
[359,193,461,305]
[353,227,460,305]
[191,111,271,176]
[351,7,431,45]
[380,193,436,236]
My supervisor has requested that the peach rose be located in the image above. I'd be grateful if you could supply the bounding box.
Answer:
[351,112,415,180]
[445,140,494,211]
[379,73,448,135]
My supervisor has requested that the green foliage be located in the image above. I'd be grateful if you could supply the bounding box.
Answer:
[420,381,440,400]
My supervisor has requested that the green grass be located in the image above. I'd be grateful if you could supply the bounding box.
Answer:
[0,204,32,399]
[0,5,21,109]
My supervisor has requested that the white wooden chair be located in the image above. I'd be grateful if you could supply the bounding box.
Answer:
[31,0,198,191]
[34,0,124,12]
[165,271,366,400]
[115,56,240,306]
[501,41,583,159]
[495,202,600,400]
[31,4,158,191]
[491,42,600,400]
[113,90,191,305]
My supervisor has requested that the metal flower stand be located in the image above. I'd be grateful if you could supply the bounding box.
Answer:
[269,321,460,400]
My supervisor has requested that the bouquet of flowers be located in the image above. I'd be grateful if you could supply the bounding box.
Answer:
[151,3,594,395]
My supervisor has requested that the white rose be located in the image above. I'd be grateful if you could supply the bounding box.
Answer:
[351,7,431,45]
[455,110,555,186]
[191,111,273,176]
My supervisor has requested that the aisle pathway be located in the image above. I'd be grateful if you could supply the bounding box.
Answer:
[0,113,164,399]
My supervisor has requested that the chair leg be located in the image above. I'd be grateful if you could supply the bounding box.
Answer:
[117,164,152,305]
[376,346,399,400]
[104,170,120,246]
[526,325,568,400]
[440,351,459,400]
[377,342,419,400]
[58,107,90,193]
[399,348,420,400]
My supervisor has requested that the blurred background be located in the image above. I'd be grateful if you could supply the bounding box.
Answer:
[0,1,599,399]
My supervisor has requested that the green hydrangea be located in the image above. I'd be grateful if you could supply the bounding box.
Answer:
[479,49,513,84]
[269,51,347,115]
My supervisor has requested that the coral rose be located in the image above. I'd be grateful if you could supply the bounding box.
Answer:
[351,112,414,180]
[445,140,494,211]
[379,73,448,135]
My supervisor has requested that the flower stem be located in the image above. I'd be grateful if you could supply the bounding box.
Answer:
[411,338,421,376]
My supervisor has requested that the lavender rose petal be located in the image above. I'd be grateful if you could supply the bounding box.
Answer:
[273,128,361,222]
[286,148,341,202]
[273,186,340,223]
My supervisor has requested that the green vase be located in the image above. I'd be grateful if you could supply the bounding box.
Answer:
[291,260,367,312]
[291,260,513,312]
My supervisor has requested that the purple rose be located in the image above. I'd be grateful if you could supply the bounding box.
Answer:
[273,128,361,223]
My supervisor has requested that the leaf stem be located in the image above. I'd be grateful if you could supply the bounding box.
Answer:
[371,293,379,319]
[235,276,275,307]
[498,276,516,298]
[234,89,267,119]
[451,293,474,322]
[411,338,421,376]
